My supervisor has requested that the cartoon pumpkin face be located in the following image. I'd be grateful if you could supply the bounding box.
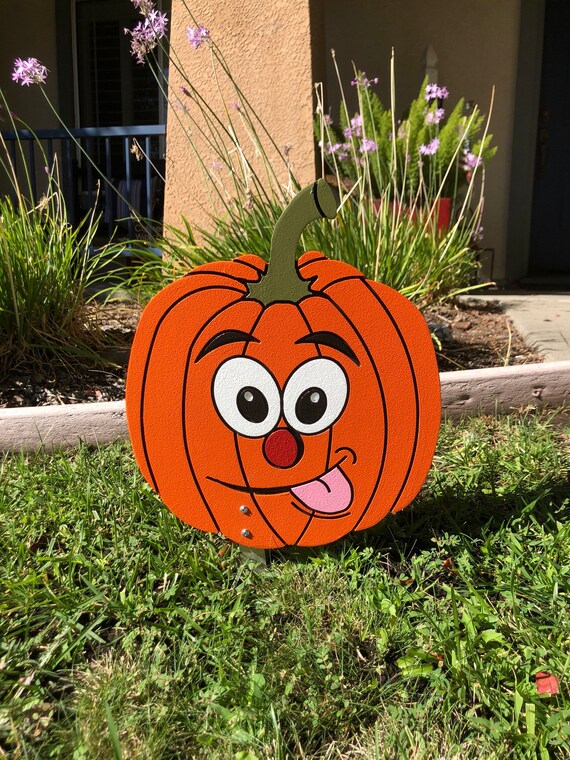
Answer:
[126,181,441,548]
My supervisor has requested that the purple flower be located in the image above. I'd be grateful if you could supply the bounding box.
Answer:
[12,57,48,86]
[425,107,445,125]
[419,138,440,156]
[131,0,155,14]
[464,151,482,170]
[351,73,379,89]
[147,9,168,34]
[359,138,378,153]
[326,142,342,155]
[425,83,439,101]
[425,83,449,102]
[323,113,333,126]
[472,225,484,242]
[125,11,168,64]
[186,24,210,49]
[344,114,363,139]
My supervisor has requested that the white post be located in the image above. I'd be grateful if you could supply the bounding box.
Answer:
[424,44,438,83]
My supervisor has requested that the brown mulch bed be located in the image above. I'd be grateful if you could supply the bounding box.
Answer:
[0,299,542,409]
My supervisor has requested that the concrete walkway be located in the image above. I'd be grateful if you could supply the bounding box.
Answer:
[459,293,570,362]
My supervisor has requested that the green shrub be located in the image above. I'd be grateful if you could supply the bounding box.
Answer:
[0,142,110,372]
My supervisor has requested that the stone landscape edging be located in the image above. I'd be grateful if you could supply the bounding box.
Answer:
[1,361,568,453]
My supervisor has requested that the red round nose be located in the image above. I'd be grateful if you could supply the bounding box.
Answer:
[263,428,302,468]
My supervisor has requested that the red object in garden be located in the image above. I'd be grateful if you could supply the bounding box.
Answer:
[535,672,559,696]
[375,197,452,233]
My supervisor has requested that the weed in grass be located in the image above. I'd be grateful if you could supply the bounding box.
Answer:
[1,412,569,758]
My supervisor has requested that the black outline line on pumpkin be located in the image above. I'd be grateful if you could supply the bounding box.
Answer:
[137,283,245,533]
[206,452,352,496]
[313,284,389,533]
[363,281,421,517]
[232,308,289,546]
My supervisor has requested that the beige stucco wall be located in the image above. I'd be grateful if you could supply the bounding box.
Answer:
[164,0,318,234]
[323,0,523,282]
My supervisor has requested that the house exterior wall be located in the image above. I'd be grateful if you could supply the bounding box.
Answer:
[324,0,523,283]
[163,0,318,234]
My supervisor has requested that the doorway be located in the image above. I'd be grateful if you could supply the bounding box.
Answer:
[528,0,570,275]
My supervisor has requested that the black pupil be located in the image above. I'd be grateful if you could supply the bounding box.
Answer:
[237,386,268,423]
[296,387,327,425]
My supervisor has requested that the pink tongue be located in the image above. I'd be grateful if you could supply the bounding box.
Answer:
[291,467,352,514]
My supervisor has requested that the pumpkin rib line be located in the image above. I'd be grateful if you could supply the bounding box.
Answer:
[138,284,243,511]
[181,345,221,533]
[296,301,335,529]
[297,252,327,269]
[185,269,251,289]
[293,511,314,545]
[297,301,335,477]
[180,293,267,536]
[233,431,287,547]
[180,296,259,533]
[361,281,421,517]
[320,275,364,292]
[233,257,266,274]
[314,287,389,532]
[235,308,288,547]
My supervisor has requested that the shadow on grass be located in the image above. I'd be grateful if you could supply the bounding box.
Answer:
[272,476,569,565]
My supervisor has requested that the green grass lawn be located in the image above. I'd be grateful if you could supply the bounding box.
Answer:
[1,413,569,759]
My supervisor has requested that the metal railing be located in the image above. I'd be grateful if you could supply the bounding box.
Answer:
[0,124,166,239]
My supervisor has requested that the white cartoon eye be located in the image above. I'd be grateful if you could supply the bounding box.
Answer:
[212,357,281,437]
[283,358,348,435]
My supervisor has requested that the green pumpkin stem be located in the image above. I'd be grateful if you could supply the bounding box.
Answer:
[247,179,337,306]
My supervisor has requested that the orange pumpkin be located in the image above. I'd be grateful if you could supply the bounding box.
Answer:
[126,180,441,549]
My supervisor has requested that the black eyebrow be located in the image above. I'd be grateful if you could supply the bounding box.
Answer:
[195,330,259,361]
[295,331,360,365]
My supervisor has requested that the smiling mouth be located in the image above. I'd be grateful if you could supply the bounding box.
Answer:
[206,454,354,515]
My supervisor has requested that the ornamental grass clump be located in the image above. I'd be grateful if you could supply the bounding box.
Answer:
[0,127,110,373]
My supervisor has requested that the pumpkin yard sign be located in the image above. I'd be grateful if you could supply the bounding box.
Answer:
[126,180,441,549]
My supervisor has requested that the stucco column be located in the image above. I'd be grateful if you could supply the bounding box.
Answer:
[164,0,319,234]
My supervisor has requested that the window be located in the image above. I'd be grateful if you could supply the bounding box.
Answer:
[74,0,170,127]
